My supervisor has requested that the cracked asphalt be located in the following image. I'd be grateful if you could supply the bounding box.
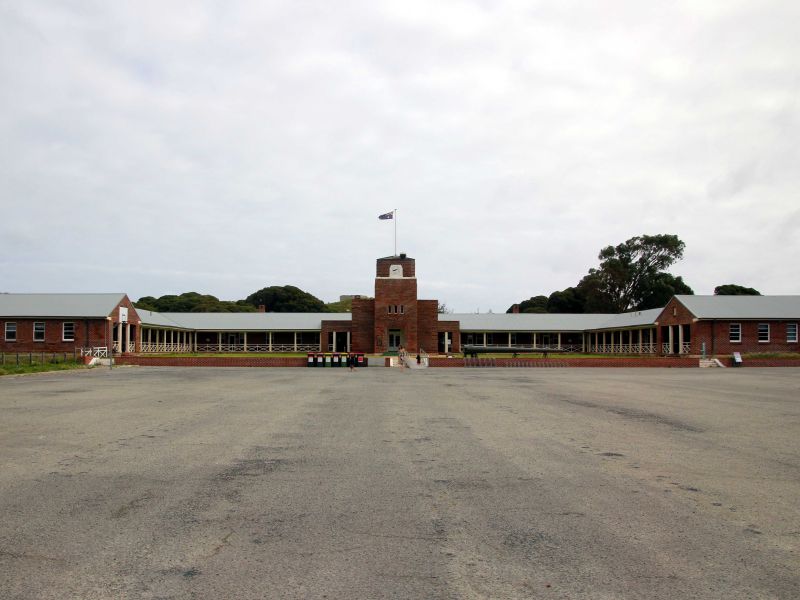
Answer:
[1,366,799,599]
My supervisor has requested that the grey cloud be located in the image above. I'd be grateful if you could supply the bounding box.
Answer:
[1,0,798,307]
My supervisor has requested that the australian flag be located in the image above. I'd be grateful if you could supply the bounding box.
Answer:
[378,211,393,220]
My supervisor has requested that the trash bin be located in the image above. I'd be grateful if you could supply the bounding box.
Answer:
[307,353,315,367]
[332,353,341,367]
[356,353,367,367]
[316,353,324,367]
[325,353,332,367]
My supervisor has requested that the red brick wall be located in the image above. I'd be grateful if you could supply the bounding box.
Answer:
[655,298,799,356]
[734,358,800,367]
[374,277,419,352]
[320,320,352,351]
[117,356,306,367]
[429,357,698,368]
[114,296,141,326]
[0,318,110,353]
[350,298,375,353]
[113,295,142,351]
[696,320,799,355]
[375,256,416,278]
[417,300,439,353]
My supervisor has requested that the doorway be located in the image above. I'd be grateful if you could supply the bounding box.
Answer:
[388,329,402,351]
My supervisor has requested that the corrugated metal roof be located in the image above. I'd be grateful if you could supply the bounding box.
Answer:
[0,293,125,318]
[443,313,615,331]
[592,307,663,330]
[153,312,352,331]
[137,311,187,329]
[676,295,800,319]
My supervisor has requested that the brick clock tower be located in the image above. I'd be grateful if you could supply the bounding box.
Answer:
[349,254,454,354]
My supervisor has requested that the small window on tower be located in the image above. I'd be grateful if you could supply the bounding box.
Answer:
[400,305,405,314]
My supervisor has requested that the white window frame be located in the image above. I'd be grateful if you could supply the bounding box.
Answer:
[786,323,797,343]
[757,323,770,343]
[33,322,46,342]
[729,323,741,343]
[4,322,17,342]
[63,322,75,342]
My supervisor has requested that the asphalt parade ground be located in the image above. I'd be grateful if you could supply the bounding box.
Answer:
[1,366,798,599]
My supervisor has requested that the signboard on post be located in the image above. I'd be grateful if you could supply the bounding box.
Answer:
[119,307,128,323]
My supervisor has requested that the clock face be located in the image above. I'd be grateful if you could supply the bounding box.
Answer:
[389,264,403,278]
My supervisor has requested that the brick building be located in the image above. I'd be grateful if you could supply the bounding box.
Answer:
[0,294,140,354]
[1,256,798,357]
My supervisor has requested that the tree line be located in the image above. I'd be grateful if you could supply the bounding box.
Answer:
[135,285,335,313]
[507,234,760,314]
[135,234,761,315]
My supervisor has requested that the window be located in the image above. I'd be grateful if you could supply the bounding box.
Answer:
[757,323,770,343]
[63,322,75,342]
[729,323,741,343]
[788,323,798,343]
[4,322,16,341]
[33,322,45,342]
[399,305,405,314]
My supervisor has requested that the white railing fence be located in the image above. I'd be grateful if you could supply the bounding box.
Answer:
[588,343,657,354]
[79,346,108,358]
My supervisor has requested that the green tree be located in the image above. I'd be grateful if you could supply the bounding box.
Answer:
[245,285,327,312]
[637,273,694,310]
[594,234,686,312]
[714,284,761,296]
[134,296,159,311]
[547,287,585,313]
[575,272,616,313]
[134,292,256,313]
[506,296,548,314]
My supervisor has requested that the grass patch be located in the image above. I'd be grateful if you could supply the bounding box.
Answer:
[0,362,85,376]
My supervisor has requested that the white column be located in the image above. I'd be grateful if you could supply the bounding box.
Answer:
[533,332,537,348]
[638,329,643,353]
[218,332,222,351]
[678,325,684,354]
[582,333,586,353]
[243,331,248,352]
[508,332,512,347]
[193,332,197,352]
[147,328,152,344]
[668,326,674,354]
[557,332,562,349]
[293,332,298,352]
[332,331,337,353]
[483,332,487,347]
[268,331,272,352]
[116,322,123,353]
[346,331,351,352]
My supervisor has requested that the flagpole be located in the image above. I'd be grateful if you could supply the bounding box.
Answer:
[394,209,397,256]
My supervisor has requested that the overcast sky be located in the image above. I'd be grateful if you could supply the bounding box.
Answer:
[1,1,798,312]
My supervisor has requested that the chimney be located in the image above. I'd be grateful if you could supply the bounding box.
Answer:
[511,304,520,314]
[258,305,266,313]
